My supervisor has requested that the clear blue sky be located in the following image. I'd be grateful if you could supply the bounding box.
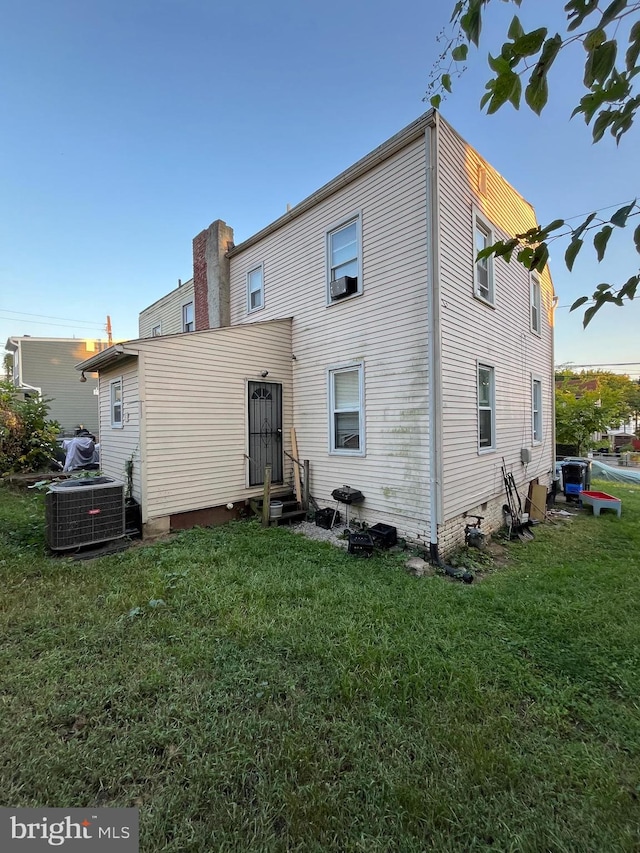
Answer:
[1,0,638,377]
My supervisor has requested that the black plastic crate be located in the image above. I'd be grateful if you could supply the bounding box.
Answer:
[315,508,340,529]
[348,531,374,557]
[368,523,397,548]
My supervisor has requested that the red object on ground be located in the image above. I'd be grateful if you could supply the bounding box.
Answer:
[580,491,622,518]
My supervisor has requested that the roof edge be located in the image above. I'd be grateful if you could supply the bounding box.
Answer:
[227,110,436,257]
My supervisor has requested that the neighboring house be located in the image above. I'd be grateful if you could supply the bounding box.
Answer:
[138,278,195,338]
[5,337,107,435]
[78,111,556,554]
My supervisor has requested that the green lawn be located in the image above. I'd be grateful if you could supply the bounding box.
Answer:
[1,482,639,852]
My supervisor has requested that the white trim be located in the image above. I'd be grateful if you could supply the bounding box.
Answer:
[181,300,195,333]
[472,207,495,307]
[327,360,365,456]
[530,273,542,335]
[532,375,543,444]
[325,210,363,305]
[246,263,265,314]
[151,322,162,337]
[477,361,496,453]
[110,377,123,429]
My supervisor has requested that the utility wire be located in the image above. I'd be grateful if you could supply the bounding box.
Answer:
[0,308,104,327]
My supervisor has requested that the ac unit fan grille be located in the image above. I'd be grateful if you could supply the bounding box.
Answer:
[46,483,125,550]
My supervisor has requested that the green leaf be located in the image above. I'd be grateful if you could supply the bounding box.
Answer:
[461,0,483,46]
[513,28,548,58]
[626,21,640,71]
[442,73,452,93]
[610,199,636,228]
[525,35,562,114]
[599,0,627,29]
[541,218,565,235]
[508,15,525,42]
[452,44,468,62]
[592,109,613,141]
[573,212,597,240]
[566,0,599,32]
[430,94,442,109]
[565,238,584,271]
[634,222,640,254]
[593,224,613,260]
[584,28,606,51]
[585,40,617,87]
[525,74,548,115]
[487,69,521,113]
[488,52,512,74]
[570,295,590,311]
[479,91,492,110]
[582,303,599,327]
[619,274,639,300]
[530,243,550,272]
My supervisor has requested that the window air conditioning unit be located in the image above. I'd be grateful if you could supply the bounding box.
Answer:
[330,275,358,300]
[45,477,126,551]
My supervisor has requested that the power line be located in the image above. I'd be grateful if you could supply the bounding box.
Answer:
[0,308,104,328]
[0,316,106,332]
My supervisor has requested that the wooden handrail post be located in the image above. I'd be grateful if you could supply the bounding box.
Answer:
[262,465,272,527]
[303,460,310,511]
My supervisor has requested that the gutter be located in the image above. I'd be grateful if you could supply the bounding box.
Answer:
[76,344,139,373]
[228,110,436,258]
[424,114,444,559]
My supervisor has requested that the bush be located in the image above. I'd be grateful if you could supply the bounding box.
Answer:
[0,381,61,474]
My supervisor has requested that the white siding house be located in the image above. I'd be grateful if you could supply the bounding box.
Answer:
[138,279,195,339]
[81,111,555,553]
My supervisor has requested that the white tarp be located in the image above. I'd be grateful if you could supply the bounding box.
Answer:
[590,459,640,485]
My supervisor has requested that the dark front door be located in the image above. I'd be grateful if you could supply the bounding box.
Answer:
[248,381,283,486]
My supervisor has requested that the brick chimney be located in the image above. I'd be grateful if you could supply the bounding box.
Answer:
[193,219,234,330]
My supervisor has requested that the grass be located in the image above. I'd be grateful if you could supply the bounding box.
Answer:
[0,481,639,852]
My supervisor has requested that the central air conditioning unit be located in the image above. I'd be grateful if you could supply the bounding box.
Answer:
[45,477,126,551]
[330,275,358,300]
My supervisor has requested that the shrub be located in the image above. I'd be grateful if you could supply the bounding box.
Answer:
[0,381,61,474]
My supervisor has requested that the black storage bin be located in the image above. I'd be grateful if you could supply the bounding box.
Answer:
[559,458,592,498]
[315,508,340,529]
[348,532,374,557]
[368,523,397,548]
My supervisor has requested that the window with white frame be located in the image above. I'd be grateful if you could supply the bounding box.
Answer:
[247,265,264,312]
[182,302,194,332]
[328,363,364,454]
[473,213,494,304]
[531,274,541,334]
[151,323,161,337]
[478,363,495,450]
[110,379,123,428]
[532,378,542,443]
[327,215,361,302]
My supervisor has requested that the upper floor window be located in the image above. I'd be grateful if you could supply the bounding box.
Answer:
[531,274,541,335]
[532,378,543,443]
[328,363,365,455]
[478,363,495,451]
[151,323,161,337]
[110,378,123,428]
[247,265,264,312]
[473,213,494,305]
[327,214,361,303]
[182,302,194,332]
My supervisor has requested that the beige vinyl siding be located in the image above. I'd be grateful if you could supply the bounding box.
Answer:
[436,117,555,521]
[17,338,106,434]
[138,279,194,338]
[228,139,431,543]
[97,360,142,501]
[137,319,293,521]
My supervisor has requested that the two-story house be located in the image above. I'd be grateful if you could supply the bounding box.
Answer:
[77,111,555,554]
[5,336,107,435]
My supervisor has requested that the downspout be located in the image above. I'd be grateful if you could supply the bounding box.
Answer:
[424,114,444,562]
